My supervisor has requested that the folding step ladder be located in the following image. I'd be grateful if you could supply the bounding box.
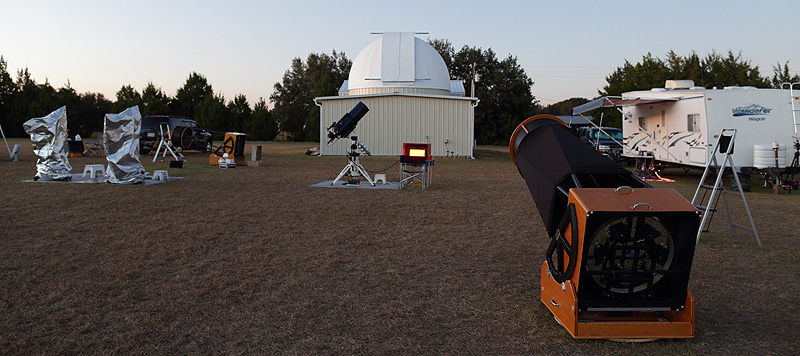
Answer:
[691,128,761,247]
[153,122,185,162]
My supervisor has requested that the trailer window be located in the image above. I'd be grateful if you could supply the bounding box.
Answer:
[639,117,647,131]
[687,114,699,132]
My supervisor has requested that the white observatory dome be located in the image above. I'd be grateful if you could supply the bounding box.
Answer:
[347,32,452,95]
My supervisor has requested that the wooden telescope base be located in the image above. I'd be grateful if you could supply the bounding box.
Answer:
[540,263,695,340]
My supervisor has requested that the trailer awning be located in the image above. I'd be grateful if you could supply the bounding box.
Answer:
[572,96,680,115]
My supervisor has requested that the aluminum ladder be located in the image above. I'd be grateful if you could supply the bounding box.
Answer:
[152,122,185,162]
[782,82,800,189]
[784,82,800,142]
[691,128,761,247]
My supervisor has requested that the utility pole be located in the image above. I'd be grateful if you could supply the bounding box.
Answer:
[471,62,477,98]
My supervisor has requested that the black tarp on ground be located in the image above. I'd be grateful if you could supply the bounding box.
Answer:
[512,118,646,236]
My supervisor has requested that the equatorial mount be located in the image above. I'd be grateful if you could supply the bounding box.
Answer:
[331,135,375,186]
[327,102,374,186]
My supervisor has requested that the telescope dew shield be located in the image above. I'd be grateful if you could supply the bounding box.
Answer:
[510,115,700,339]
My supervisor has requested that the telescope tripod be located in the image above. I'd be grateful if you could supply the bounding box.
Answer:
[331,136,375,186]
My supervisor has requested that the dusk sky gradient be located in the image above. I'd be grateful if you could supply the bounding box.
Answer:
[2,0,798,107]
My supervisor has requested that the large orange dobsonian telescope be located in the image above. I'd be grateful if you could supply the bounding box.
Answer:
[509,115,701,340]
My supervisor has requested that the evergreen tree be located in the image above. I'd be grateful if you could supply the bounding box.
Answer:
[194,92,228,132]
[141,82,171,115]
[246,97,277,141]
[540,97,590,116]
[770,61,800,88]
[435,43,537,145]
[270,51,351,141]
[174,72,213,119]
[701,50,769,89]
[281,96,306,141]
[602,50,772,97]
[599,50,777,127]
[112,84,142,113]
[600,53,670,97]
[0,56,18,135]
[665,50,702,83]
[304,72,332,142]
[227,93,251,133]
[5,68,44,136]
[81,92,112,134]
[58,82,89,137]
[0,56,15,107]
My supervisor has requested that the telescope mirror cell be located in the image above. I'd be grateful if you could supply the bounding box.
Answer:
[585,216,675,294]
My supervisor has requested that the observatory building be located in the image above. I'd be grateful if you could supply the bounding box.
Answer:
[314,32,478,157]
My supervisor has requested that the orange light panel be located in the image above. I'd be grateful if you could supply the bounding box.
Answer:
[403,143,431,159]
[409,148,426,157]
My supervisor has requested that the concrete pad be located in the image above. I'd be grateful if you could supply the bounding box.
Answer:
[22,176,183,185]
[310,180,401,190]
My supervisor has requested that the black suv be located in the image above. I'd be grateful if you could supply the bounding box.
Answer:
[140,115,213,153]
[576,126,624,161]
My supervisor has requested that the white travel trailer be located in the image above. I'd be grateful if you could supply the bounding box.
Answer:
[573,80,800,172]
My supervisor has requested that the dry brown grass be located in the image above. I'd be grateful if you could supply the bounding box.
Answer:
[1,138,798,355]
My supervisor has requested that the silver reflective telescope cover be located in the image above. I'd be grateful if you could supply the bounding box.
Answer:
[104,106,145,184]
[23,106,72,180]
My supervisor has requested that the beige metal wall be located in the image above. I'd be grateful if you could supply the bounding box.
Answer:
[318,94,475,157]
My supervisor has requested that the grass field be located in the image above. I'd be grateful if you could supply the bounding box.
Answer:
[1,137,798,355]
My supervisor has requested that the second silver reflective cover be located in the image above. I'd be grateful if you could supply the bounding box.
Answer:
[104,106,145,184]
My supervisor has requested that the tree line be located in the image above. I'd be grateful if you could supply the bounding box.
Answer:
[0,57,112,138]
[2,48,797,143]
[110,72,278,141]
[428,39,538,145]
[600,50,798,97]
[269,40,539,145]
[0,57,279,140]
[274,45,798,144]
[567,50,800,127]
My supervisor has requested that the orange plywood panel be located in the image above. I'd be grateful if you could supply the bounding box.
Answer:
[570,188,698,213]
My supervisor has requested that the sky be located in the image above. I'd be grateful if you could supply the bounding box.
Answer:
[1,0,798,107]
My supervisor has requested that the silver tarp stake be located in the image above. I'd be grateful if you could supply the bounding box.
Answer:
[104,106,145,184]
[22,106,72,180]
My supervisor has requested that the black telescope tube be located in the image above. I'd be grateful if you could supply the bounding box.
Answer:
[327,102,369,143]
[509,115,649,236]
